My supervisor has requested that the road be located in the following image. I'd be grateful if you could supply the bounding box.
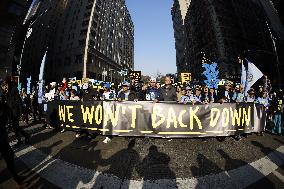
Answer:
[0,122,284,189]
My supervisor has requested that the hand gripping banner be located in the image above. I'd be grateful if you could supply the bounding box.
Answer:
[46,101,266,138]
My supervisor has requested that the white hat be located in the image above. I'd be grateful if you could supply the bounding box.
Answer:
[150,77,156,82]
[82,83,89,90]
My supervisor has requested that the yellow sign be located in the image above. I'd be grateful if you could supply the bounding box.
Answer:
[181,73,192,84]
[82,78,89,84]
[129,71,141,82]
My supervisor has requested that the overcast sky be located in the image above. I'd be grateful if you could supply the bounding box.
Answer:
[126,0,177,77]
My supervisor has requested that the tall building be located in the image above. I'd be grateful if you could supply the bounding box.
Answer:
[182,0,281,82]
[171,0,191,73]
[0,0,33,79]
[21,0,134,83]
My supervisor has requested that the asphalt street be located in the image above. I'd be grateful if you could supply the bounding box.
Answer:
[0,122,284,189]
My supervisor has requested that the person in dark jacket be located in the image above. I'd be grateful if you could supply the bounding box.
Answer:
[20,88,30,125]
[1,80,30,147]
[81,82,101,101]
[0,83,25,186]
[117,81,137,101]
[159,76,177,101]
[217,82,233,103]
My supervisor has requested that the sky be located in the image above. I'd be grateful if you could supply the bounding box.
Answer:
[126,0,176,76]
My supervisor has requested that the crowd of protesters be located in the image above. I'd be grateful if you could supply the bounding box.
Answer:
[41,76,283,137]
[0,75,283,186]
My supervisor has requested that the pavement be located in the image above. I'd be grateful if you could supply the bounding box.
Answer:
[0,122,284,189]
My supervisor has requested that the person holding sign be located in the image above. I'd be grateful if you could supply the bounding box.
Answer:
[159,76,177,102]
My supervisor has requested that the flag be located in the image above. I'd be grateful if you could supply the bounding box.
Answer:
[241,63,246,86]
[244,60,264,95]
[38,50,47,104]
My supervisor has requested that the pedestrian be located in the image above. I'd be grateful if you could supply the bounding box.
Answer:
[271,90,283,135]
[180,86,195,104]
[0,86,25,187]
[193,85,202,104]
[30,86,40,122]
[1,80,30,147]
[69,89,80,101]
[159,76,177,101]
[20,88,30,125]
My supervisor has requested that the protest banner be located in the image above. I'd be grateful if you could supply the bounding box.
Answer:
[47,101,265,138]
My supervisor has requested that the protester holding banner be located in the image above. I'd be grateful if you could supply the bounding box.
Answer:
[193,85,202,104]
[69,89,80,101]
[246,88,256,103]
[81,82,101,101]
[159,76,177,101]
[145,77,160,101]
[217,82,233,103]
[180,86,195,104]
[201,85,214,104]
[117,81,137,101]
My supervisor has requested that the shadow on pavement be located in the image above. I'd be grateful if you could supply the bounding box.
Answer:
[190,154,223,177]
[137,145,177,189]
[93,139,140,189]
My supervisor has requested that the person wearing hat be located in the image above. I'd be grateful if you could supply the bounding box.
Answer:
[145,77,160,101]
[180,86,195,104]
[117,81,137,101]
[246,88,256,103]
[159,76,177,102]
